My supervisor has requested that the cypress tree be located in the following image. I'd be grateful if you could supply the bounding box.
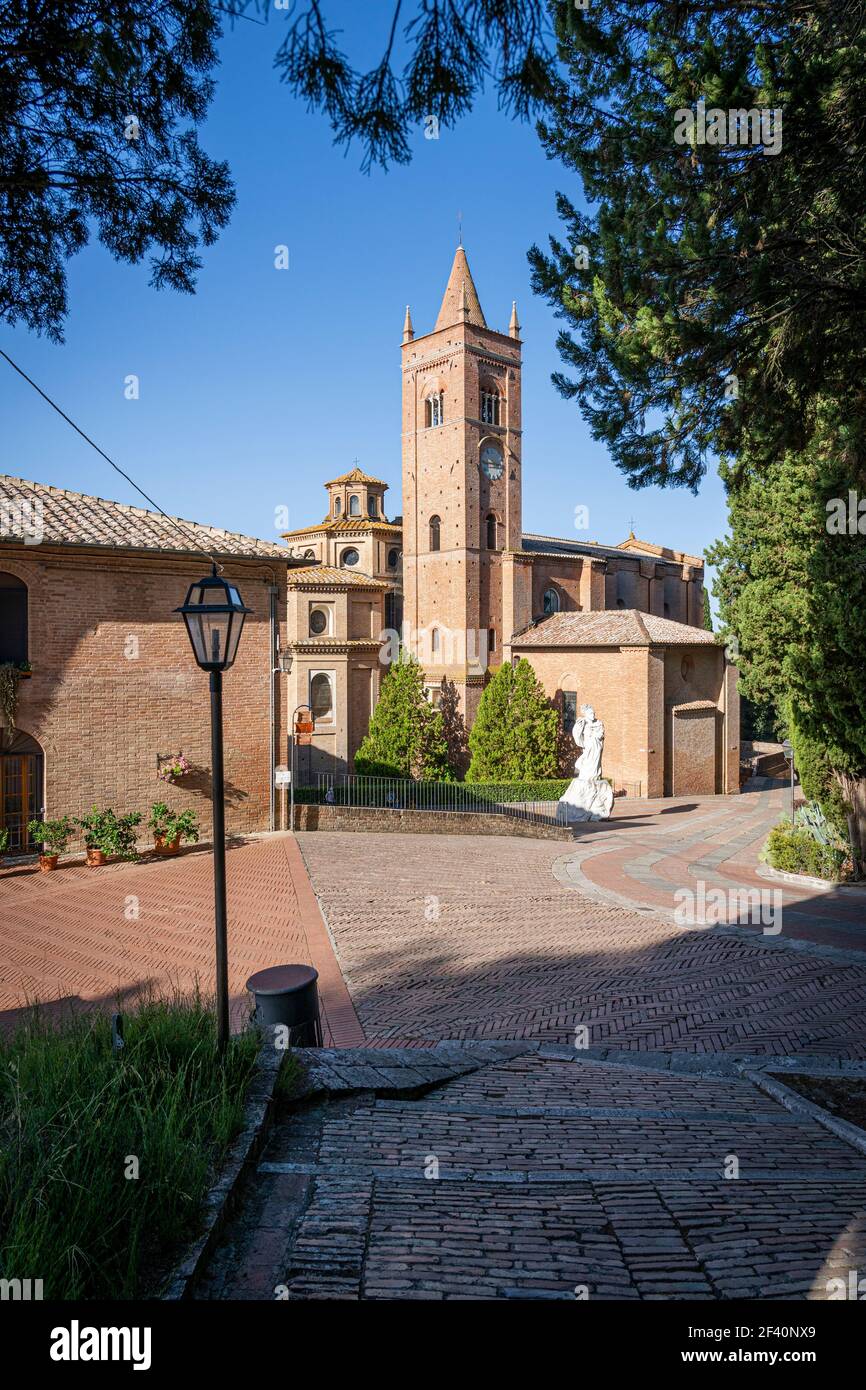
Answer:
[467,659,559,782]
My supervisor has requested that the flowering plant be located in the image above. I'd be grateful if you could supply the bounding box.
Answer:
[158,754,190,784]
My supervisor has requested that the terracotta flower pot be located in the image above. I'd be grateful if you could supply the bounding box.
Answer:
[39,853,59,872]
[86,848,107,867]
[154,834,180,857]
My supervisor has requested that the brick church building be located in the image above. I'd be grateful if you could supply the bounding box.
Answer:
[281,247,738,799]
[0,248,737,852]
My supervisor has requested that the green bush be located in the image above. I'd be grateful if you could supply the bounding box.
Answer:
[0,827,8,854]
[0,993,265,1299]
[26,816,75,853]
[76,805,142,860]
[147,802,200,844]
[764,822,848,881]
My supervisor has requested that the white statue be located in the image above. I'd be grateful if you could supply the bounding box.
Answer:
[558,704,614,823]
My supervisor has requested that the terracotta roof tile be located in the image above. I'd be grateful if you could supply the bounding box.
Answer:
[512,609,718,648]
[0,474,292,560]
[286,565,388,589]
[324,466,388,487]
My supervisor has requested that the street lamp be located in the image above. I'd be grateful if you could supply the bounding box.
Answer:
[782,738,796,823]
[176,567,251,1053]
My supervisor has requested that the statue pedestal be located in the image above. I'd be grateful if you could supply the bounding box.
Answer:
[558,776,614,823]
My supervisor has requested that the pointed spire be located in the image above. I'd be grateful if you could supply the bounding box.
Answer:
[402,304,414,343]
[509,300,521,339]
[434,246,487,331]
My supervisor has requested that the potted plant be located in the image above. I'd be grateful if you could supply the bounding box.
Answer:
[27,816,75,871]
[147,802,199,856]
[76,806,142,866]
[0,826,8,865]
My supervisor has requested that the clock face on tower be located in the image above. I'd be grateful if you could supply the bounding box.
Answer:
[480,444,504,481]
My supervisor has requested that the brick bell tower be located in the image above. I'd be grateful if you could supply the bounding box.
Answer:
[401,246,523,723]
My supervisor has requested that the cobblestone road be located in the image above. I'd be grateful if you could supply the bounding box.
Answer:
[198,1046,866,1300]
[298,787,866,1057]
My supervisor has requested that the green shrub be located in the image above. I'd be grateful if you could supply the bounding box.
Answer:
[26,816,75,853]
[0,827,9,854]
[763,822,848,881]
[76,805,142,860]
[147,802,200,844]
[0,993,262,1299]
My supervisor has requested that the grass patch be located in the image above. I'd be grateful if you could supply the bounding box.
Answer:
[0,991,260,1299]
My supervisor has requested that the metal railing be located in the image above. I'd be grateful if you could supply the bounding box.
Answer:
[310,773,569,827]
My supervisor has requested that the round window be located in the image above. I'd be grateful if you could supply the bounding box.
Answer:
[341,548,360,567]
[309,608,328,636]
[387,548,399,568]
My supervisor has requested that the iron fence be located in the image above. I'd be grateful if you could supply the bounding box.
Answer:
[310,774,563,827]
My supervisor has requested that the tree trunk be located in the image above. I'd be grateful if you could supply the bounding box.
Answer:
[838,772,866,880]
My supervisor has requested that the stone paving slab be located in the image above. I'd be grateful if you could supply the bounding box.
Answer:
[197,1048,866,1301]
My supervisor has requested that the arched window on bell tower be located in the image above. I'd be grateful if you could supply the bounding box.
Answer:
[485,513,497,550]
[480,389,500,426]
[425,392,445,428]
[429,515,441,552]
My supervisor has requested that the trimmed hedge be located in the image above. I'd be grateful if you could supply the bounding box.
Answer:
[764,822,848,881]
[298,778,572,807]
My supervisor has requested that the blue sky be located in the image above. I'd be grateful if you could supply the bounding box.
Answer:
[0,2,728,601]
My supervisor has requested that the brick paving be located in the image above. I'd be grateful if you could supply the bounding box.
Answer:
[297,785,866,1057]
[0,834,363,1044]
[198,1047,866,1300]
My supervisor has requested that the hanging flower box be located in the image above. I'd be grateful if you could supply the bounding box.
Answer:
[157,753,191,784]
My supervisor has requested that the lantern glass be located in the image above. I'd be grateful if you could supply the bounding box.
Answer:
[176,572,251,672]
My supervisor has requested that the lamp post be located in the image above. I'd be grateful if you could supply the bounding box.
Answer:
[782,738,796,823]
[176,567,251,1053]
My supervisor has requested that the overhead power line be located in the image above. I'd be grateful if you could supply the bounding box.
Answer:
[0,346,221,570]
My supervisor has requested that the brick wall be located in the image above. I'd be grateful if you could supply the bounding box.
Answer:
[292,803,572,840]
[3,545,286,844]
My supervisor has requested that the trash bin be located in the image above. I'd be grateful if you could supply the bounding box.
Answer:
[245,963,323,1046]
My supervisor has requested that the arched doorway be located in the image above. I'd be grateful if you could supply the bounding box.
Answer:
[1,730,44,852]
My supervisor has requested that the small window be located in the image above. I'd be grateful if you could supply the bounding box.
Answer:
[542,587,560,616]
[369,495,378,517]
[387,547,399,569]
[426,392,444,427]
[341,547,360,567]
[431,627,440,656]
[309,608,328,636]
[488,628,496,653]
[485,514,497,550]
[663,602,670,617]
[334,497,342,516]
[0,573,28,664]
[310,672,333,722]
[480,391,500,426]
[429,515,441,552]
[349,494,360,517]
[562,690,577,734]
